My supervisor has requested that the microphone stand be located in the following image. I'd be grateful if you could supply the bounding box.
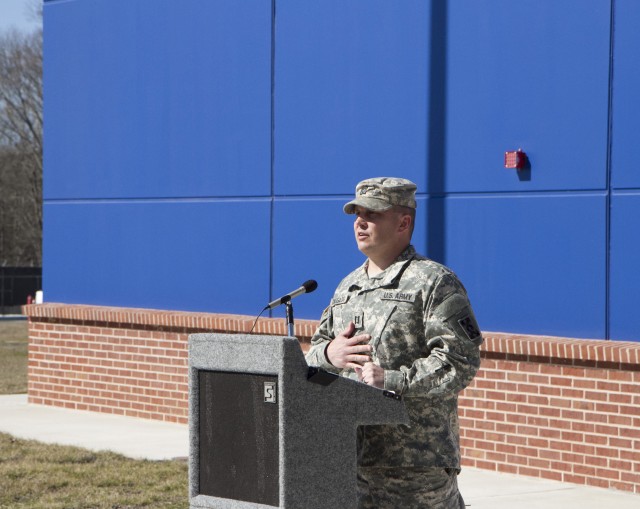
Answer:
[283,297,295,337]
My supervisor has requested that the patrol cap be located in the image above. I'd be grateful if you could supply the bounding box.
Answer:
[343,177,417,214]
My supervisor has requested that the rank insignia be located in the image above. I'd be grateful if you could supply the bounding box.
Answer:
[353,311,364,330]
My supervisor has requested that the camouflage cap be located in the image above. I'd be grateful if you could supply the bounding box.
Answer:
[343,177,417,214]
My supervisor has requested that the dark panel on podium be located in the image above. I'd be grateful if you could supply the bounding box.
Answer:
[198,371,279,506]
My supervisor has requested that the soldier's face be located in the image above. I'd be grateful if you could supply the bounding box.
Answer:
[353,206,405,257]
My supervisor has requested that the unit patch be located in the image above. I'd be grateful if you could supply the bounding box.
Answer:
[381,291,416,303]
[458,315,481,340]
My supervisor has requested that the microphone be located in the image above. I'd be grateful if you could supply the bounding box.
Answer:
[265,280,318,310]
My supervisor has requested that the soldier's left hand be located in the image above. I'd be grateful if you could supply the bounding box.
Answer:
[356,362,385,389]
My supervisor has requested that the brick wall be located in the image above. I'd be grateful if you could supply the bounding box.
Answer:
[459,335,640,493]
[25,303,317,423]
[24,303,640,494]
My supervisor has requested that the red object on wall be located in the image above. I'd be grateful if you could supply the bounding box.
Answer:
[505,149,528,169]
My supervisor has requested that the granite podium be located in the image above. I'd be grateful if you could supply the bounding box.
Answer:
[189,333,408,509]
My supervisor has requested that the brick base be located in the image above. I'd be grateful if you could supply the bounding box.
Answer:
[460,335,640,493]
[23,303,640,494]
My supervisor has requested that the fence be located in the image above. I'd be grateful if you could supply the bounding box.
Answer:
[0,267,41,315]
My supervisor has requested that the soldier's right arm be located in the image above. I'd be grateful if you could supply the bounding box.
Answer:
[305,307,372,372]
[304,305,340,372]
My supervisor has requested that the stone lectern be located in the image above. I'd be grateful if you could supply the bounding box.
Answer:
[189,333,408,509]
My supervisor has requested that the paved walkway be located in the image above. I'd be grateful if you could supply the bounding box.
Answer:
[1,394,638,508]
[0,394,187,461]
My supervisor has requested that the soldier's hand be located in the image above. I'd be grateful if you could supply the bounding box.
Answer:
[326,322,372,370]
[356,362,385,389]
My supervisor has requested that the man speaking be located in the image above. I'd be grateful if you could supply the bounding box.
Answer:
[306,177,482,508]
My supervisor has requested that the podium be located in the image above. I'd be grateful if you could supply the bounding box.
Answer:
[188,333,408,509]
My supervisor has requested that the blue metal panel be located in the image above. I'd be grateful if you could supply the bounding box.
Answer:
[609,193,640,341]
[43,200,271,314]
[43,0,271,200]
[443,194,607,339]
[275,0,430,196]
[39,0,623,345]
[271,199,360,320]
[611,0,640,189]
[445,0,610,193]
[271,197,428,320]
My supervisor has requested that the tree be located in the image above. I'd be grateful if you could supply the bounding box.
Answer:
[0,27,42,267]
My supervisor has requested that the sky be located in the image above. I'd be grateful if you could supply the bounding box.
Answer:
[0,0,41,34]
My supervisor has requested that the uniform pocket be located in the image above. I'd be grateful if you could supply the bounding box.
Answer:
[330,294,351,332]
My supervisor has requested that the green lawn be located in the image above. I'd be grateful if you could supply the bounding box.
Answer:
[0,319,28,394]
[0,433,188,509]
[0,320,189,508]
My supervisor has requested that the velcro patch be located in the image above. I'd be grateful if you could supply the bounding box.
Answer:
[331,295,349,306]
[353,311,364,330]
[381,291,416,303]
[458,315,481,340]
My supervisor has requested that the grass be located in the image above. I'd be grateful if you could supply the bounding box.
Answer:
[0,319,29,394]
[0,433,189,509]
[0,320,190,508]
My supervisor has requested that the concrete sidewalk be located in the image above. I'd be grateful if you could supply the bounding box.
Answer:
[0,394,188,461]
[1,394,638,508]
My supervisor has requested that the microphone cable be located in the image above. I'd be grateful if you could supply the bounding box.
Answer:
[249,306,268,334]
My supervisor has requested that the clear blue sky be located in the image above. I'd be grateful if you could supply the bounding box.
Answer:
[0,0,41,34]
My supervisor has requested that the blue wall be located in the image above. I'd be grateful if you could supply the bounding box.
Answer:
[43,0,640,341]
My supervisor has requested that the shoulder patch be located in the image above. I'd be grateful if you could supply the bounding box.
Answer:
[458,315,481,340]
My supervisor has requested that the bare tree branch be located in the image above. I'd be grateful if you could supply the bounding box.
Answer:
[0,28,42,267]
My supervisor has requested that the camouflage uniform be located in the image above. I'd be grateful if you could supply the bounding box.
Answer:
[306,177,482,507]
[305,244,482,508]
[357,467,464,508]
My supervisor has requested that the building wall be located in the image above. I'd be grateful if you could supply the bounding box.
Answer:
[42,0,640,342]
[25,304,318,422]
[36,1,640,493]
[24,304,640,493]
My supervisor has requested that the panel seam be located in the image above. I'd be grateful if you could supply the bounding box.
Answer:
[605,0,616,340]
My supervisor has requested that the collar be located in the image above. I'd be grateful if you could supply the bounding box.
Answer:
[349,245,416,292]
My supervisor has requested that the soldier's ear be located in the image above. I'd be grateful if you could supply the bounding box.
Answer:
[398,214,412,233]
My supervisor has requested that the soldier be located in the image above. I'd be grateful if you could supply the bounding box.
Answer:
[306,177,483,508]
